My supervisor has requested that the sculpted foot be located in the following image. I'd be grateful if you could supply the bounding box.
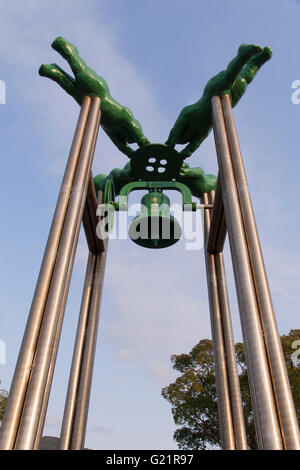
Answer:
[51,36,79,59]
[39,63,53,77]
[236,46,273,88]
[180,148,193,158]
[251,46,272,66]
[138,136,150,147]
[237,43,262,59]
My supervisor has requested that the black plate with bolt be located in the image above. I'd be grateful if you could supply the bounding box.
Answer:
[130,143,184,181]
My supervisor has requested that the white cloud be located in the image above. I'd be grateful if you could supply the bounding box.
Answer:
[43,411,61,430]
[101,241,211,382]
[116,348,136,361]
[89,424,115,434]
[0,0,168,177]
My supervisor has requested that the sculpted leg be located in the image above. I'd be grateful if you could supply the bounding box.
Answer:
[231,47,272,106]
[51,37,87,76]
[39,63,81,103]
[165,115,187,147]
[104,130,135,158]
[239,46,272,84]
[203,44,262,98]
[136,135,150,147]
[181,134,209,158]
[223,44,262,82]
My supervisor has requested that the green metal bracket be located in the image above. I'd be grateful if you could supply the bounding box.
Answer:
[115,180,196,211]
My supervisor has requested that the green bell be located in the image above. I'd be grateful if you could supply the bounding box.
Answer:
[128,191,182,249]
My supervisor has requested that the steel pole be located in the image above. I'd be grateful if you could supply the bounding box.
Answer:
[221,94,300,450]
[33,230,80,450]
[208,192,248,450]
[0,96,92,450]
[33,108,101,450]
[206,181,227,254]
[213,128,264,450]
[211,95,283,450]
[214,252,248,450]
[203,192,236,449]
[58,252,97,450]
[70,246,108,450]
[15,98,101,450]
[59,189,105,450]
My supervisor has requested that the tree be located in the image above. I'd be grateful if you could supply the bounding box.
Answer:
[162,330,300,450]
[0,387,8,422]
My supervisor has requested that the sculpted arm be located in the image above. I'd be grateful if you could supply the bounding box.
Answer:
[166,44,272,158]
[39,37,149,157]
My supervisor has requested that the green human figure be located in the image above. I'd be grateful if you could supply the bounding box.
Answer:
[39,37,150,158]
[165,44,272,158]
[94,162,135,196]
[176,162,217,197]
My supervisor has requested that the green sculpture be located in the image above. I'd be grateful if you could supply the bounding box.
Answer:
[93,160,216,199]
[177,163,217,197]
[165,44,272,157]
[39,39,271,248]
[94,162,135,197]
[40,39,271,160]
[39,37,150,157]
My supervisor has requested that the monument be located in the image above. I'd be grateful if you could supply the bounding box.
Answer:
[0,37,299,450]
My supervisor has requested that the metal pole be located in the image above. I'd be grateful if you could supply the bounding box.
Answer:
[214,253,248,450]
[208,192,248,450]
[15,97,101,450]
[83,173,102,253]
[211,120,262,450]
[70,245,108,450]
[0,96,92,450]
[211,95,283,450]
[206,180,227,254]
[60,189,106,450]
[221,94,300,450]
[33,108,102,450]
[58,252,97,450]
[33,264,74,449]
[33,229,80,450]
[203,192,236,449]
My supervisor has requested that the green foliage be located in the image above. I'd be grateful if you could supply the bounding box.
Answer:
[280,329,300,423]
[162,330,300,450]
[0,387,8,421]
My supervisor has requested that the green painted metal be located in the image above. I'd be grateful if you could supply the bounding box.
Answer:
[94,162,135,196]
[130,143,184,181]
[165,44,272,157]
[116,180,195,211]
[94,163,215,247]
[103,177,115,205]
[39,37,149,158]
[177,162,217,198]
[40,39,271,249]
[128,191,182,249]
[40,39,272,161]
[98,178,195,249]
[94,161,217,200]
[102,177,115,234]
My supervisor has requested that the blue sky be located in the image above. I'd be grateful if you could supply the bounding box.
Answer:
[0,0,299,450]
